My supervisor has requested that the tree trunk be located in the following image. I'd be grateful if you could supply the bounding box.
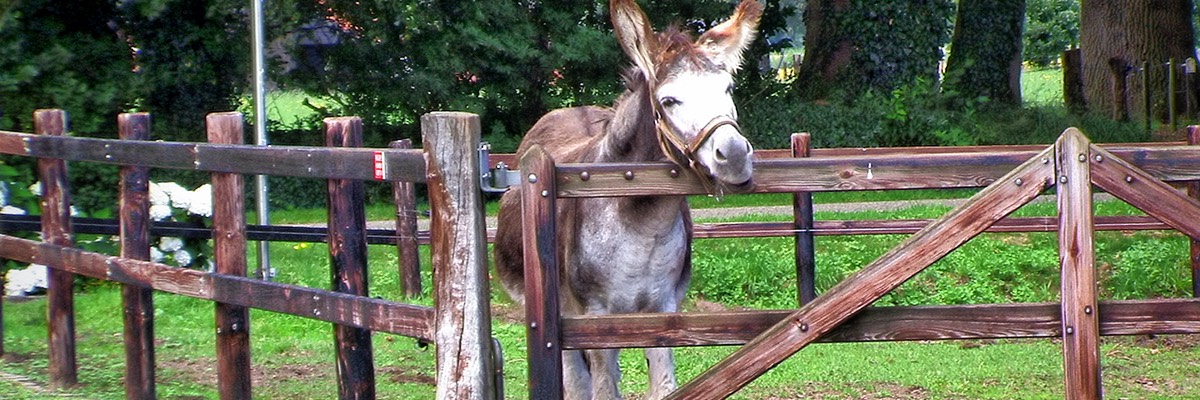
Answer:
[1080,0,1198,123]
[943,0,1026,106]
[792,0,852,101]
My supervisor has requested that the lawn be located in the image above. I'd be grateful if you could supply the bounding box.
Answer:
[3,197,1199,399]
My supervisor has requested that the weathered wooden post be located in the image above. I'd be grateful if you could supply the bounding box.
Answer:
[1189,126,1200,297]
[422,112,495,399]
[36,109,78,388]
[791,133,816,306]
[119,112,156,399]
[325,117,376,399]
[391,139,422,299]
[1056,130,1101,400]
[207,112,252,399]
[519,145,563,399]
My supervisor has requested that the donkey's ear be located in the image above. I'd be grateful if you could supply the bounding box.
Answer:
[611,0,659,82]
[697,0,764,72]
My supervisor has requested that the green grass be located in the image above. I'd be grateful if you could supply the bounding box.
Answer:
[5,197,1200,398]
[1022,67,1064,105]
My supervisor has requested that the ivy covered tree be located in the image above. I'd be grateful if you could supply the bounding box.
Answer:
[792,0,954,101]
[943,0,1026,107]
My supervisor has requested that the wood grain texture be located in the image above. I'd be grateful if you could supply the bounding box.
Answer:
[118,113,156,400]
[35,109,77,388]
[1090,145,1200,240]
[791,133,816,305]
[0,234,435,339]
[392,139,423,299]
[553,145,1200,198]
[667,146,1057,400]
[1189,126,1200,297]
[519,146,564,399]
[560,299,1200,349]
[325,117,375,399]
[0,130,426,182]
[423,112,496,400]
[206,112,252,400]
[1056,129,1102,400]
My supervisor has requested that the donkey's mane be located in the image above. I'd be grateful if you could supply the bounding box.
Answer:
[653,26,716,78]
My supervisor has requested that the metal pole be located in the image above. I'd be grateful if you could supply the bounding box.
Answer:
[252,0,272,280]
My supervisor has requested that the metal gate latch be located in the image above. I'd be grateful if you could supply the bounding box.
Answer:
[479,142,521,193]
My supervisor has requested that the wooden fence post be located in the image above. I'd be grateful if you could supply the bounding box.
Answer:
[207,112,252,400]
[325,117,376,399]
[118,112,156,399]
[519,146,563,399]
[1056,130,1101,400]
[1188,126,1200,297]
[422,112,495,400]
[35,109,78,388]
[791,133,816,305]
[391,139,422,299]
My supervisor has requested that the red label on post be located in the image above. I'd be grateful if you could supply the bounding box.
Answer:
[373,151,385,180]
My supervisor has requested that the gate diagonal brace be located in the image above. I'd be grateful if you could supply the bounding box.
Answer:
[1089,143,1200,240]
[666,144,1058,399]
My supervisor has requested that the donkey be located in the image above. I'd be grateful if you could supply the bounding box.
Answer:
[494,0,762,398]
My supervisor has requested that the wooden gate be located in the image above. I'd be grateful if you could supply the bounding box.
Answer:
[519,128,1200,399]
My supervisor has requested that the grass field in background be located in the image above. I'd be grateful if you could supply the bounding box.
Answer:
[4,197,1199,399]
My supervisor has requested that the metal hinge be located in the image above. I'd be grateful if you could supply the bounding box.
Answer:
[479,142,521,193]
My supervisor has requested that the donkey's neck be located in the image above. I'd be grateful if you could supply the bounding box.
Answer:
[598,74,662,164]
[593,73,688,223]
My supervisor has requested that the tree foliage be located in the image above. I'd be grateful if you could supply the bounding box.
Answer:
[1023,0,1079,68]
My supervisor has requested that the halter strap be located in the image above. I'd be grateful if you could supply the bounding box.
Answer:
[644,74,741,196]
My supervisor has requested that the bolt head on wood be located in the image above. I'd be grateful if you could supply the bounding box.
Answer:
[527,174,538,183]
[580,171,590,181]
[624,171,635,180]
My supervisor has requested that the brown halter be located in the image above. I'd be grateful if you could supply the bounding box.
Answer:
[650,91,741,196]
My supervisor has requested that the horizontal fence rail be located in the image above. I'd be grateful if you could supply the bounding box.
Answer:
[0,234,435,341]
[0,130,427,182]
[559,298,1200,349]
[551,145,1200,197]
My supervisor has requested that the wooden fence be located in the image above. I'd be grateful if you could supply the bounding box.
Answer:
[0,110,495,399]
[518,126,1200,399]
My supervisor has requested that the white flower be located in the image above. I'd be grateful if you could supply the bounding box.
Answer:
[150,247,165,263]
[28,182,41,197]
[173,249,193,266]
[4,264,48,296]
[158,237,184,252]
[149,204,173,221]
[149,182,171,207]
[158,182,190,210]
[1,205,26,215]
[187,184,212,217]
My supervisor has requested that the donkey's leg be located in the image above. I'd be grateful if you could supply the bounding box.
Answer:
[587,348,623,400]
[563,350,592,400]
[644,347,677,400]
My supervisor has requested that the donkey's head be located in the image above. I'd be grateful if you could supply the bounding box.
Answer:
[612,0,762,192]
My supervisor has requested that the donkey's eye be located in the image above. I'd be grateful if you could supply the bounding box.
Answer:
[660,97,681,108]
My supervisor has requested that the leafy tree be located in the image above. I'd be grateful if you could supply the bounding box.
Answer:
[0,0,131,134]
[944,0,1026,106]
[279,0,793,146]
[1023,0,1079,68]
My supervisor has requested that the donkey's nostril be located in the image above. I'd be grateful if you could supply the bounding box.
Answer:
[715,148,727,162]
